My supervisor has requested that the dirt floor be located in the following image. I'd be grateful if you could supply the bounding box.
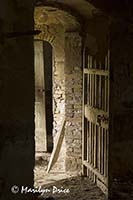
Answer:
[34,176,106,200]
[34,154,133,200]
[34,159,106,200]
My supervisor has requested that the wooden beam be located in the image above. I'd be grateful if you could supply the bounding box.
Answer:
[47,118,66,173]
[84,68,109,76]
[97,178,108,194]
[83,160,108,185]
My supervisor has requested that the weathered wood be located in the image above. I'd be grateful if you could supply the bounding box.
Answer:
[101,128,104,175]
[89,122,92,164]
[102,76,105,111]
[91,123,94,165]
[98,127,101,173]
[88,55,93,69]
[92,74,94,107]
[82,48,109,197]
[94,124,97,168]
[34,40,47,152]
[105,76,107,112]
[104,130,107,176]
[99,75,102,109]
[97,178,108,194]
[90,74,92,106]
[82,48,86,175]
[106,129,109,177]
[94,75,97,107]
[84,68,109,76]
[47,118,66,173]
[83,161,107,184]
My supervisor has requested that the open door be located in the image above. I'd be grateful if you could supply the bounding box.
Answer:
[82,48,110,196]
[34,40,47,152]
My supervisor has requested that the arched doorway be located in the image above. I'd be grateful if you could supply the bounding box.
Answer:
[34,4,83,187]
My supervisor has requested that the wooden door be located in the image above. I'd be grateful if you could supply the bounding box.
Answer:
[34,40,47,152]
[82,48,110,196]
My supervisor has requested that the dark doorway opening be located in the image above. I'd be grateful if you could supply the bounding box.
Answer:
[43,41,53,153]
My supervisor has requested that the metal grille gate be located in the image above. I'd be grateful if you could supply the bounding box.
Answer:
[82,48,110,195]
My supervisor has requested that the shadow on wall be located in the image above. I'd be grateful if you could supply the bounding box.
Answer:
[0,1,35,199]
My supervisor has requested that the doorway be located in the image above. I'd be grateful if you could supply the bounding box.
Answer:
[43,41,53,153]
[34,40,53,185]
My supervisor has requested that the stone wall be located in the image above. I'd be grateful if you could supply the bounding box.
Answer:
[34,8,65,140]
[34,8,66,171]
[65,32,82,173]
[52,29,66,172]
[34,7,84,174]
[52,26,65,139]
